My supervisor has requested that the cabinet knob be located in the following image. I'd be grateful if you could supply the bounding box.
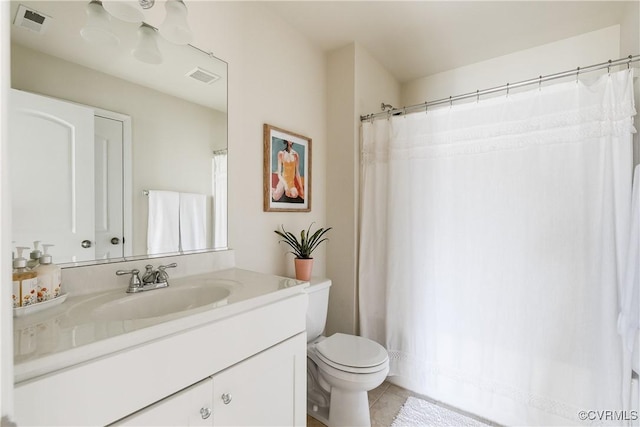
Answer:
[111,237,120,245]
[200,407,211,419]
[81,240,92,248]
[221,393,232,405]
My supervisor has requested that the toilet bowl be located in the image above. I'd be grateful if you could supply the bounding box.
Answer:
[305,279,389,427]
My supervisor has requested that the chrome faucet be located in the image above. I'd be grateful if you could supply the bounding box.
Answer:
[117,263,177,293]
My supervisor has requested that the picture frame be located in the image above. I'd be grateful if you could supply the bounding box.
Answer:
[263,124,311,212]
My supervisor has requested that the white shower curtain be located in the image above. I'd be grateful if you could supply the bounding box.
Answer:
[359,70,636,426]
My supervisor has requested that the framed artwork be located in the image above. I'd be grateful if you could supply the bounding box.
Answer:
[263,124,311,212]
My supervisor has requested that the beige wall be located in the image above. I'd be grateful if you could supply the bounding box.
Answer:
[621,1,640,57]
[401,25,621,106]
[325,43,400,335]
[11,44,225,255]
[187,2,328,277]
[326,45,357,336]
[620,2,640,166]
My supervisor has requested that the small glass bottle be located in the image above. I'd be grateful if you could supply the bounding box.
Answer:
[34,244,62,301]
[13,246,38,307]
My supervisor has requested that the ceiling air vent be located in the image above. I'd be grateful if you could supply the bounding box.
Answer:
[13,4,52,34]
[185,67,221,85]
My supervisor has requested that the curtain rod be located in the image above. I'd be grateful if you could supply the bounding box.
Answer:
[360,54,639,122]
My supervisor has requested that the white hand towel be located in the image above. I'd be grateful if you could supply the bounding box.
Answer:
[179,192,207,251]
[147,190,180,255]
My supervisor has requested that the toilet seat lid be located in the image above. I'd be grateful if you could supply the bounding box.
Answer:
[315,333,388,369]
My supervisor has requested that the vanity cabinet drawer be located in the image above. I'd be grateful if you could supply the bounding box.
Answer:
[114,378,214,427]
[111,333,305,427]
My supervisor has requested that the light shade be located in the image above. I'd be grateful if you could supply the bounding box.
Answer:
[80,1,120,46]
[102,0,144,23]
[159,0,192,45]
[132,24,162,64]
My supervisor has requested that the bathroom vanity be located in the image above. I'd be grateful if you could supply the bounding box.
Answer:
[12,268,308,426]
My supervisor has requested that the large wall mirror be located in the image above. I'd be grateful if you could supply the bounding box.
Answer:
[9,1,228,267]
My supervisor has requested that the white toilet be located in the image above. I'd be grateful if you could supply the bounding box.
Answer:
[306,279,389,427]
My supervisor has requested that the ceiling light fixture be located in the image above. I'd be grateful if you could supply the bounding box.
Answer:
[159,0,192,45]
[101,0,146,23]
[101,0,192,44]
[132,23,163,64]
[81,0,193,65]
[80,1,120,47]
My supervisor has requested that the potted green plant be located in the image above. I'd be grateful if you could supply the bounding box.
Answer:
[274,223,332,281]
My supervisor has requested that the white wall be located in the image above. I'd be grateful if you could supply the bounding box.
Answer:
[11,45,224,256]
[326,44,357,336]
[187,2,328,277]
[0,1,13,421]
[620,1,640,166]
[621,1,640,57]
[401,25,622,106]
[325,43,400,335]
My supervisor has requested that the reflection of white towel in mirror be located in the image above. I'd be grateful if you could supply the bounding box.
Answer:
[179,192,207,251]
[147,190,180,255]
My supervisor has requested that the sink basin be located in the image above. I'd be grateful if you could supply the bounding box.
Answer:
[90,284,231,321]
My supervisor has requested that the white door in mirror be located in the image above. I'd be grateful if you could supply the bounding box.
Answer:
[94,116,124,260]
[10,89,95,263]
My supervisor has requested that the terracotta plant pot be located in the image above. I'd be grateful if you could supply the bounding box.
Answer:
[294,258,314,281]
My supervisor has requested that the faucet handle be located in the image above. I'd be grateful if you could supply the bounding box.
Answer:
[116,268,140,276]
[156,263,177,283]
[116,269,142,289]
[158,263,177,270]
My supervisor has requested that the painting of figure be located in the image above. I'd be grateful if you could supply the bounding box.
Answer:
[263,124,311,212]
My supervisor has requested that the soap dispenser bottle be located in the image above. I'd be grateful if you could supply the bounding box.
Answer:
[27,240,42,269]
[34,244,62,301]
[13,246,38,307]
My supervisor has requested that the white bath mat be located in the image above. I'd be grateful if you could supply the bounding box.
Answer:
[391,396,491,427]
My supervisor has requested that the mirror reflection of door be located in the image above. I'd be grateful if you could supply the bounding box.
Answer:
[94,116,124,260]
[9,89,95,263]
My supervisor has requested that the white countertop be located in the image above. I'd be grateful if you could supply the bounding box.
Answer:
[13,268,308,383]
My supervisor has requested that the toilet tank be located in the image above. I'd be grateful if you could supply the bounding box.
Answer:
[305,278,332,342]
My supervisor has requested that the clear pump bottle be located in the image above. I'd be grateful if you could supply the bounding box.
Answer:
[13,246,38,307]
[34,244,62,301]
[27,240,42,269]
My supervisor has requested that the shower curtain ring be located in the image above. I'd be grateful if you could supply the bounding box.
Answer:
[576,67,580,83]
[476,90,480,103]
[449,96,452,108]
[506,83,510,97]
[628,55,632,70]
[608,59,612,74]
[538,75,542,91]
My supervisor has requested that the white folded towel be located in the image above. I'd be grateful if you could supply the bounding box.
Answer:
[147,190,180,255]
[179,192,207,251]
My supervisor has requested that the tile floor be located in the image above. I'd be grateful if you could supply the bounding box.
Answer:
[306,381,498,427]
